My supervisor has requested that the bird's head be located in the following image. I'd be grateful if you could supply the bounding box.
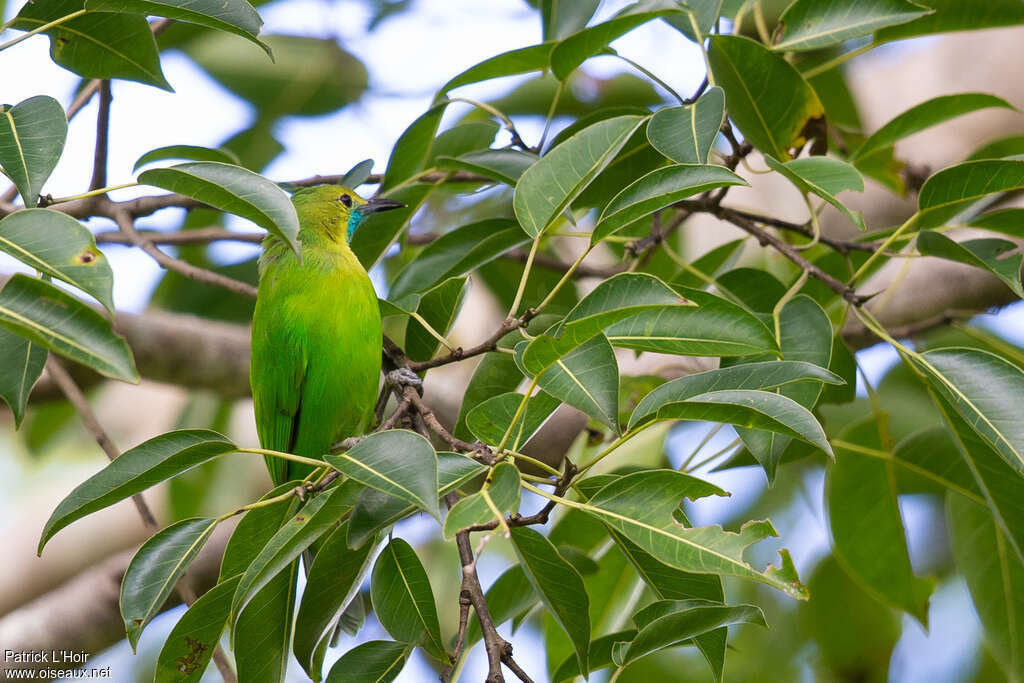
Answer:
[290,184,405,244]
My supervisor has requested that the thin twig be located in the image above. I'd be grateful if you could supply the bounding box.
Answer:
[89,81,111,192]
[93,228,265,246]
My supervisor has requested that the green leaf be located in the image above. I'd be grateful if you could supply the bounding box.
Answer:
[966,134,1024,162]
[707,35,824,161]
[0,327,46,427]
[969,208,1024,239]
[875,0,1024,43]
[914,347,1024,477]
[184,33,365,117]
[890,427,982,498]
[549,0,686,80]
[234,563,298,683]
[404,276,469,362]
[828,422,932,623]
[0,96,67,206]
[629,360,843,430]
[154,575,240,683]
[542,0,600,40]
[655,389,833,457]
[219,481,302,581]
[121,517,219,650]
[603,288,778,357]
[38,428,232,553]
[646,87,726,165]
[620,601,766,666]
[592,164,747,243]
[764,156,865,230]
[370,538,447,660]
[133,144,240,172]
[466,391,560,450]
[661,0,723,43]
[85,0,266,50]
[916,231,1023,298]
[917,159,1024,229]
[380,102,447,192]
[581,470,808,598]
[138,161,300,254]
[773,0,931,51]
[454,352,524,441]
[230,481,361,622]
[390,218,529,300]
[521,272,691,374]
[294,522,378,681]
[670,238,746,290]
[325,641,410,683]
[521,333,621,434]
[930,385,1024,564]
[326,430,440,520]
[513,115,647,237]
[11,0,171,89]
[853,93,1015,162]
[0,209,114,310]
[443,462,522,538]
[346,452,484,549]
[0,275,135,382]
[947,493,1024,680]
[436,43,554,97]
[552,630,638,682]
[436,149,538,186]
[340,158,375,189]
[509,526,591,674]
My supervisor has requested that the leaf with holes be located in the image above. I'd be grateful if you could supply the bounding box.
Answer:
[154,575,239,683]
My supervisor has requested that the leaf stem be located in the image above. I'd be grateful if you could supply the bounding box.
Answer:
[508,236,540,317]
[577,427,643,476]
[773,269,809,342]
[48,182,139,204]
[234,447,326,470]
[496,375,540,453]
[684,437,740,473]
[849,213,918,284]
[408,310,456,351]
[0,10,87,53]
[506,449,561,477]
[613,53,685,106]
[801,42,876,79]
[534,245,593,313]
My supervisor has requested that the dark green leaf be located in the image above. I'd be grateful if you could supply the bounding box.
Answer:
[592,164,747,243]
[390,219,529,300]
[138,161,300,254]
[0,96,66,206]
[435,149,538,186]
[875,0,1024,43]
[436,43,554,97]
[0,276,134,380]
[325,640,410,683]
[514,115,647,237]
[466,391,560,450]
[646,87,726,165]
[454,352,524,441]
[707,35,824,160]
[549,0,686,80]
[947,493,1024,679]
[380,103,447,192]
[764,156,865,230]
[603,287,778,357]
[404,277,469,362]
[774,0,931,51]
[133,144,240,172]
[294,522,378,681]
[917,160,1024,229]
[966,134,1024,162]
[917,231,1023,298]
[219,480,302,581]
[85,0,266,50]
[426,121,499,165]
[0,209,114,310]
[234,563,298,683]
[325,430,439,519]
[854,93,1015,162]
[621,602,766,666]
[890,427,982,498]
[968,208,1024,239]
[443,462,522,538]
[629,360,843,430]
[346,452,484,549]
[12,0,170,89]
[121,517,218,650]
[39,429,233,553]
[371,538,446,660]
[509,526,590,674]
[542,0,600,40]
[230,481,361,622]
[154,575,240,683]
[0,327,45,427]
[661,0,723,43]
[340,158,375,189]
[828,422,932,623]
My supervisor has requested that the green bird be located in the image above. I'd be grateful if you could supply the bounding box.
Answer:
[250,185,404,485]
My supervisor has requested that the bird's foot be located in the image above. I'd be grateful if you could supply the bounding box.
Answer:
[386,367,423,391]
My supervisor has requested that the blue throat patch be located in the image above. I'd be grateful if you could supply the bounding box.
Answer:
[347,209,364,241]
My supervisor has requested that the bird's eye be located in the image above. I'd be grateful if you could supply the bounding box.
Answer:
[338,193,353,208]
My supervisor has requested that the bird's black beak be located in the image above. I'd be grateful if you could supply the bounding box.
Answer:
[360,197,406,214]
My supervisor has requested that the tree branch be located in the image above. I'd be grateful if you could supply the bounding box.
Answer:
[88,81,112,192]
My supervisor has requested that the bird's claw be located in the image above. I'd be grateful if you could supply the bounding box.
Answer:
[386,367,422,390]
